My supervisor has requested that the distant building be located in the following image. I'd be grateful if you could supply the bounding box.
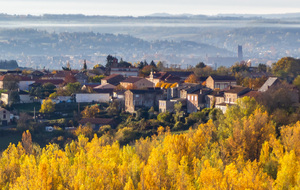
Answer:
[0,108,10,126]
[206,45,247,67]
[110,67,139,77]
[215,86,251,113]
[101,74,124,86]
[120,77,154,90]
[238,45,243,61]
[147,71,193,86]
[206,75,236,90]
[258,77,279,92]
[74,93,110,103]
[125,88,164,113]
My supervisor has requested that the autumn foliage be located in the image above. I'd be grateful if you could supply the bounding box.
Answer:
[1,97,300,189]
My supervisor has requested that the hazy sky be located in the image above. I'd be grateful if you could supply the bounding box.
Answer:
[0,0,300,16]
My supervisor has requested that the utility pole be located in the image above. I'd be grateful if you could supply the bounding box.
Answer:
[34,107,36,121]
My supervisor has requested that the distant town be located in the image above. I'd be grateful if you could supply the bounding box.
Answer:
[0,55,299,148]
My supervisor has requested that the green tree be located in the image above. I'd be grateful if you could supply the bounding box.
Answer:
[156,61,164,71]
[89,75,105,83]
[195,62,206,68]
[8,90,20,105]
[66,82,81,94]
[272,57,300,80]
[83,60,87,70]
[293,75,300,89]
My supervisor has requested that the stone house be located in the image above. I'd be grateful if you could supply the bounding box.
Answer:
[206,75,236,90]
[215,86,251,113]
[186,88,211,113]
[120,77,154,90]
[0,108,10,126]
[125,88,164,113]
[206,90,225,108]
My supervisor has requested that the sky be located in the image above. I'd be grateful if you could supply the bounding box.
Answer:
[0,0,300,16]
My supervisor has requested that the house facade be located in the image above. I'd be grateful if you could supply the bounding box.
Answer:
[74,93,110,103]
[0,108,10,126]
[206,75,236,90]
[120,77,154,90]
[110,67,139,77]
[125,89,164,113]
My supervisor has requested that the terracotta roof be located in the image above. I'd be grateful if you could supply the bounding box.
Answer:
[120,77,143,83]
[102,74,123,80]
[94,83,116,89]
[224,86,250,94]
[79,118,114,125]
[0,75,34,81]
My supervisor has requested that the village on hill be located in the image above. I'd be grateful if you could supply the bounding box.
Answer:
[0,55,299,148]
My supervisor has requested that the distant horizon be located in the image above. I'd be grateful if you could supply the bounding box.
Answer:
[1,11,300,18]
[0,0,300,17]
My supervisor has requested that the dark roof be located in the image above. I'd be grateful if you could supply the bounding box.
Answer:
[241,91,260,98]
[128,88,163,94]
[102,74,125,85]
[224,86,251,95]
[210,75,236,81]
[208,90,225,97]
[121,77,143,83]
[93,89,114,94]
[79,118,114,125]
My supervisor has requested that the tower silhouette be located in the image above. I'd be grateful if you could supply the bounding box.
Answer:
[238,45,243,61]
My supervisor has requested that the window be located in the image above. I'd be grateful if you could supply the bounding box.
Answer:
[188,95,190,100]
[3,114,6,119]
[191,96,194,101]
[195,96,197,101]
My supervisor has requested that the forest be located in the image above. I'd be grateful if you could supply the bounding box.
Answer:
[0,96,300,189]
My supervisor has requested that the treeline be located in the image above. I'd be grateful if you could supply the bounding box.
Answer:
[1,97,300,189]
[0,60,18,69]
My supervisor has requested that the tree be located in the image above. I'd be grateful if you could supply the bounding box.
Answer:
[17,113,32,130]
[83,60,87,70]
[64,73,77,83]
[258,63,267,72]
[156,61,164,71]
[40,99,55,114]
[195,62,206,68]
[106,55,117,68]
[22,130,32,154]
[184,74,198,83]
[66,82,81,94]
[81,104,100,118]
[8,90,20,105]
[293,75,300,89]
[272,57,300,80]
[3,75,19,90]
[89,75,105,83]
